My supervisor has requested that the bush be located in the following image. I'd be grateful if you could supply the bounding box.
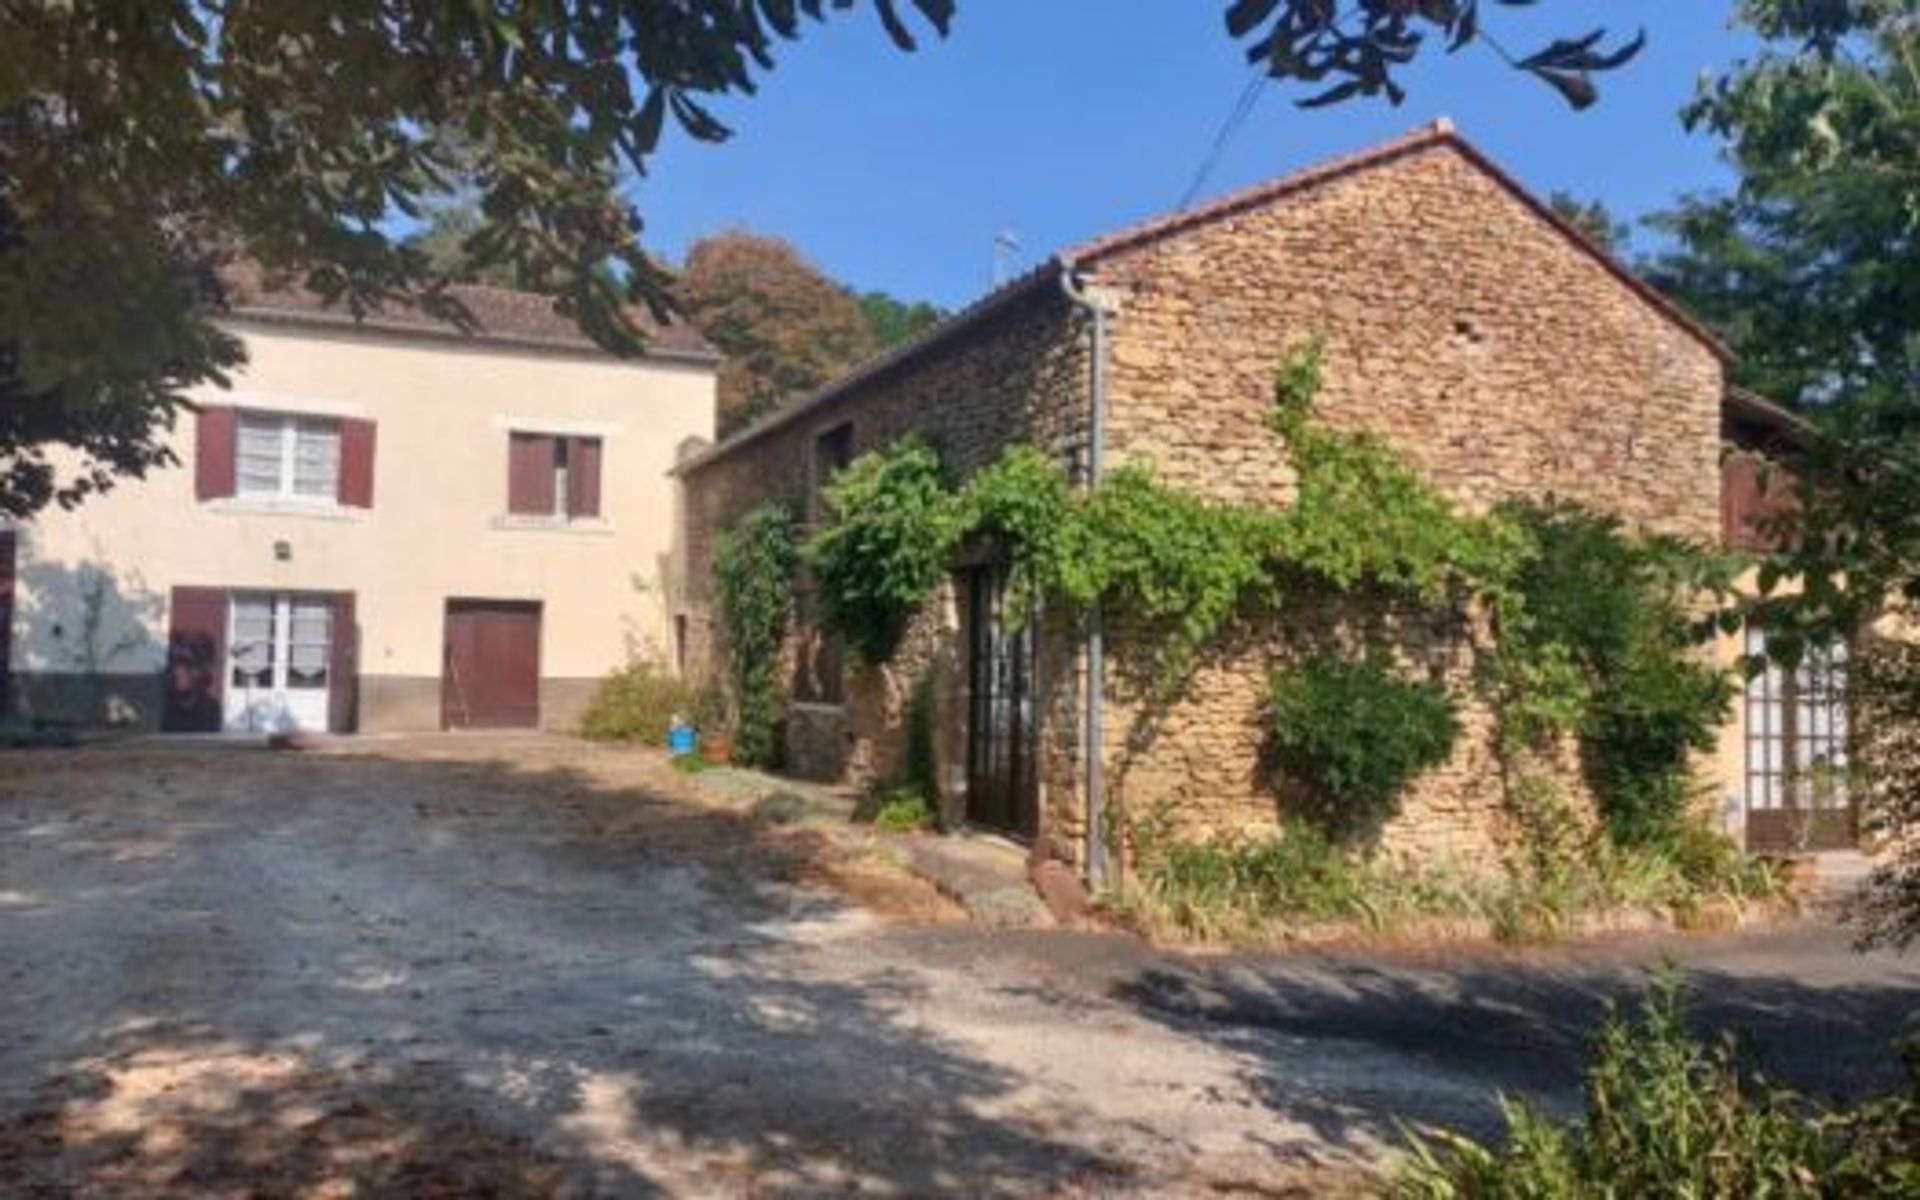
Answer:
[1853,638,1920,950]
[1502,502,1736,847]
[1131,820,1368,939]
[1124,805,1785,947]
[1267,653,1461,845]
[579,660,694,744]
[871,788,937,832]
[1399,977,1920,1198]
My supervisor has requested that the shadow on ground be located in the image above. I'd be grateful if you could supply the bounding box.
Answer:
[0,740,1120,1197]
[1109,932,1920,1153]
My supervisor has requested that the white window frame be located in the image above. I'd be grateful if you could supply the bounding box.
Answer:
[236,410,340,503]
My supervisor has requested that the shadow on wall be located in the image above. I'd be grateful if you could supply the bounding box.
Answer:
[10,547,165,729]
[0,743,1125,1196]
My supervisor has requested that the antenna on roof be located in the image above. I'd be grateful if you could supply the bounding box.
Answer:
[992,229,1022,287]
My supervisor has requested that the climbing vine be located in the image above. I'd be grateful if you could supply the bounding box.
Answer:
[714,501,798,768]
[804,435,964,664]
[1495,502,1740,845]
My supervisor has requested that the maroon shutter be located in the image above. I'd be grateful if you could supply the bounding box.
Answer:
[1723,453,1799,551]
[195,407,236,501]
[163,586,227,732]
[328,592,357,733]
[0,530,15,721]
[337,419,376,508]
[508,432,556,515]
[568,437,602,518]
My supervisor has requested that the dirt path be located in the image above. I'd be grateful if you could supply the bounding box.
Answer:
[1,736,1913,1197]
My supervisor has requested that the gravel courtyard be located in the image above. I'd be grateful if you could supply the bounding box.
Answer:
[1,735,1914,1197]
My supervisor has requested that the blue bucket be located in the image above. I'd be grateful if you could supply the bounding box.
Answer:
[666,720,696,756]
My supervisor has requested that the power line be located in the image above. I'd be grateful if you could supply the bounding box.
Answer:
[1178,73,1268,211]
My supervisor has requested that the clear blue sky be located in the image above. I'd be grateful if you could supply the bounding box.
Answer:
[636,2,1754,309]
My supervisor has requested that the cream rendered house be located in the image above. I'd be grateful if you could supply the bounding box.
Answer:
[0,274,717,734]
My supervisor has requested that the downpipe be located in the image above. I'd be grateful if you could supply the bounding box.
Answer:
[1059,264,1111,891]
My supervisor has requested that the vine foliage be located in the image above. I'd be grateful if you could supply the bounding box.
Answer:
[714,501,798,768]
[804,435,964,664]
[800,340,1737,850]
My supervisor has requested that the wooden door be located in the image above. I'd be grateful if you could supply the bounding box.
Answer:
[443,600,542,729]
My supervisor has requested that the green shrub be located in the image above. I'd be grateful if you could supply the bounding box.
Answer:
[871,788,937,832]
[1124,804,1785,947]
[1502,502,1737,846]
[1399,977,1919,1198]
[715,502,798,769]
[1267,653,1461,845]
[579,660,694,744]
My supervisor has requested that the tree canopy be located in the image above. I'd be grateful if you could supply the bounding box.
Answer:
[1635,1,1920,945]
[675,231,926,436]
[1646,0,1920,648]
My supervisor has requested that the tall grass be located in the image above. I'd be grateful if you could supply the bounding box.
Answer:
[1118,816,1785,946]
[1398,977,1919,1197]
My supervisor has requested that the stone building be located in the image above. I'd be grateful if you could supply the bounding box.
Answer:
[675,122,1834,877]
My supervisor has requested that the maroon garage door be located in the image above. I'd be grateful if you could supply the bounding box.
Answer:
[442,600,542,730]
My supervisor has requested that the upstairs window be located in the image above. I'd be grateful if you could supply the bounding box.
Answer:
[236,412,340,501]
[508,432,603,520]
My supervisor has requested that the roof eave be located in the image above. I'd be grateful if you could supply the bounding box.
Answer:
[671,259,1066,477]
[224,305,723,368]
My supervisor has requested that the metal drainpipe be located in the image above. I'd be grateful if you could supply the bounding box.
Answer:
[1059,264,1110,890]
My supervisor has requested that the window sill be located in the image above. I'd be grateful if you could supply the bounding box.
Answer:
[491,514,615,536]
[205,497,363,522]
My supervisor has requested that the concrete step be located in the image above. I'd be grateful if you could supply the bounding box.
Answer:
[895,834,1054,930]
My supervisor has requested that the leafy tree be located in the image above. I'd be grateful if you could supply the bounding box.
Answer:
[1547,191,1629,255]
[674,231,882,435]
[0,1,954,518]
[1,0,1642,518]
[1646,2,1920,942]
[405,204,531,291]
[1651,1,1920,650]
[1226,0,1645,110]
[858,291,945,349]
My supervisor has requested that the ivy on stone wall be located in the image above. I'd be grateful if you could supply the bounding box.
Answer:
[798,340,1737,848]
[1498,502,1740,845]
[714,501,798,768]
[805,435,964,664]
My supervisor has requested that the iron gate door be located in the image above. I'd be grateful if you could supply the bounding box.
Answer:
[964,567,1038,838]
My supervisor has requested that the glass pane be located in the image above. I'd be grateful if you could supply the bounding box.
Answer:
[291,419,339,499]
[286,599,331,689]
[237,414,286,496]
[230,598,276,687]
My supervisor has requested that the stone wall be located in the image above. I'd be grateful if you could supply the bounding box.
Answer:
[1082,139,1725,862]
[678,283,1093,818]
[678,136,1727,874]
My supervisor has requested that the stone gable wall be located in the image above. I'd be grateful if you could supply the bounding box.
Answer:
[1084,142,1724,862]
[679,141,1726,872]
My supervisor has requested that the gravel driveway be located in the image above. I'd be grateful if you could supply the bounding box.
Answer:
[1,736,1914,1197]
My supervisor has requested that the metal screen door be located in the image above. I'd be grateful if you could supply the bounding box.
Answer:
[964,567,1038,838]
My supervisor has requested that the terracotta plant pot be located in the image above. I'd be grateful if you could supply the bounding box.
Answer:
[700,732,734,765]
